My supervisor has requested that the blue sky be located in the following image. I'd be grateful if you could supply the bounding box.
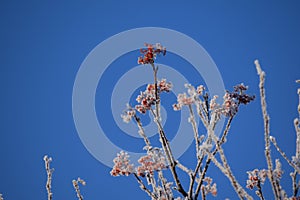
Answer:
[0,1,300,199]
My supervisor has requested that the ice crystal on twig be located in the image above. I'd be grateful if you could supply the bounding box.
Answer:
[273,159,283,181]
[255,59,281,199]
[43,155,54,200]
[72,177,86,200]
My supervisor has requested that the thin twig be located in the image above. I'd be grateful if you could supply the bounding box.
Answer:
[196,100,209,129]
[194,116,234,199]
[176,160,192,174]
[256,180,265,200]
[188,104,200,158]
[291,85,300,197]
[218,116,234,146]
[296,86,300,161]
[150,108,188,197]
[203,93,210,124]
[43,155,54,200]
[295,118,300,160]
[207,149,248,200]
[212,134,253,200]
[291,170,299,197]
[201,186,206,200]
[72,177,86,200]
[270,136,300,173]
[149,174,158,197]
[133,173,157,199]
[188,156,203,199]
[255,60,280,199]
[151,63,161,122]
[150,108,172,162]
[134,115,151,148]
[149,63,188,197]
[158,171,171,200]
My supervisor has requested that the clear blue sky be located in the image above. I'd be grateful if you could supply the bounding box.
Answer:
[0,1,299,199]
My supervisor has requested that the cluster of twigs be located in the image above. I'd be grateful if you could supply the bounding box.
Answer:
[110,43,300,200]
[1,44,298,200]
[43,155,86,200]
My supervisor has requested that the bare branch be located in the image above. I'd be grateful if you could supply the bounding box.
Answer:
[194,116,234,199]
[188,104,200,159]
[255,60,281,199]
[270,136,300,173]
[43,155,54,200]
[134,115,151,148]
[150,108,188,197]
[212,134,253,200]
[255,180,265,200]
[72,177,86,200]
[133,173,157,200]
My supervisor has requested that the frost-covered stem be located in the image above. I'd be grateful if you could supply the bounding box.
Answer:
[196,100,209,129]
[295,118,300,159]
[72,178,86,200]
[218,115,234,146]
[256,181,265,200]
[133,173,157,200]
[296,86,300,158]
[150,108,188,197]
[203,93,210,123]
[149,174,158,197]
[276,180,287,199]
[297,86,300,119]
[194,116,234,199]
[0,194,3,200]
[255,60,280,199]
[291,170,299,197]
[151,63,161,121]
[150,108,173,164]
[270,136,300,173]
[188,104,200,158]
[188,156,203,199]
[207,151,244,200]
[212,135,252,200]
[43,155,54,200]
[194,157,208,199]
[134,115,151,147]
[149,63,186,196]
[158,171,171,200]
[291,84,300,198]
[176,160,191,174]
